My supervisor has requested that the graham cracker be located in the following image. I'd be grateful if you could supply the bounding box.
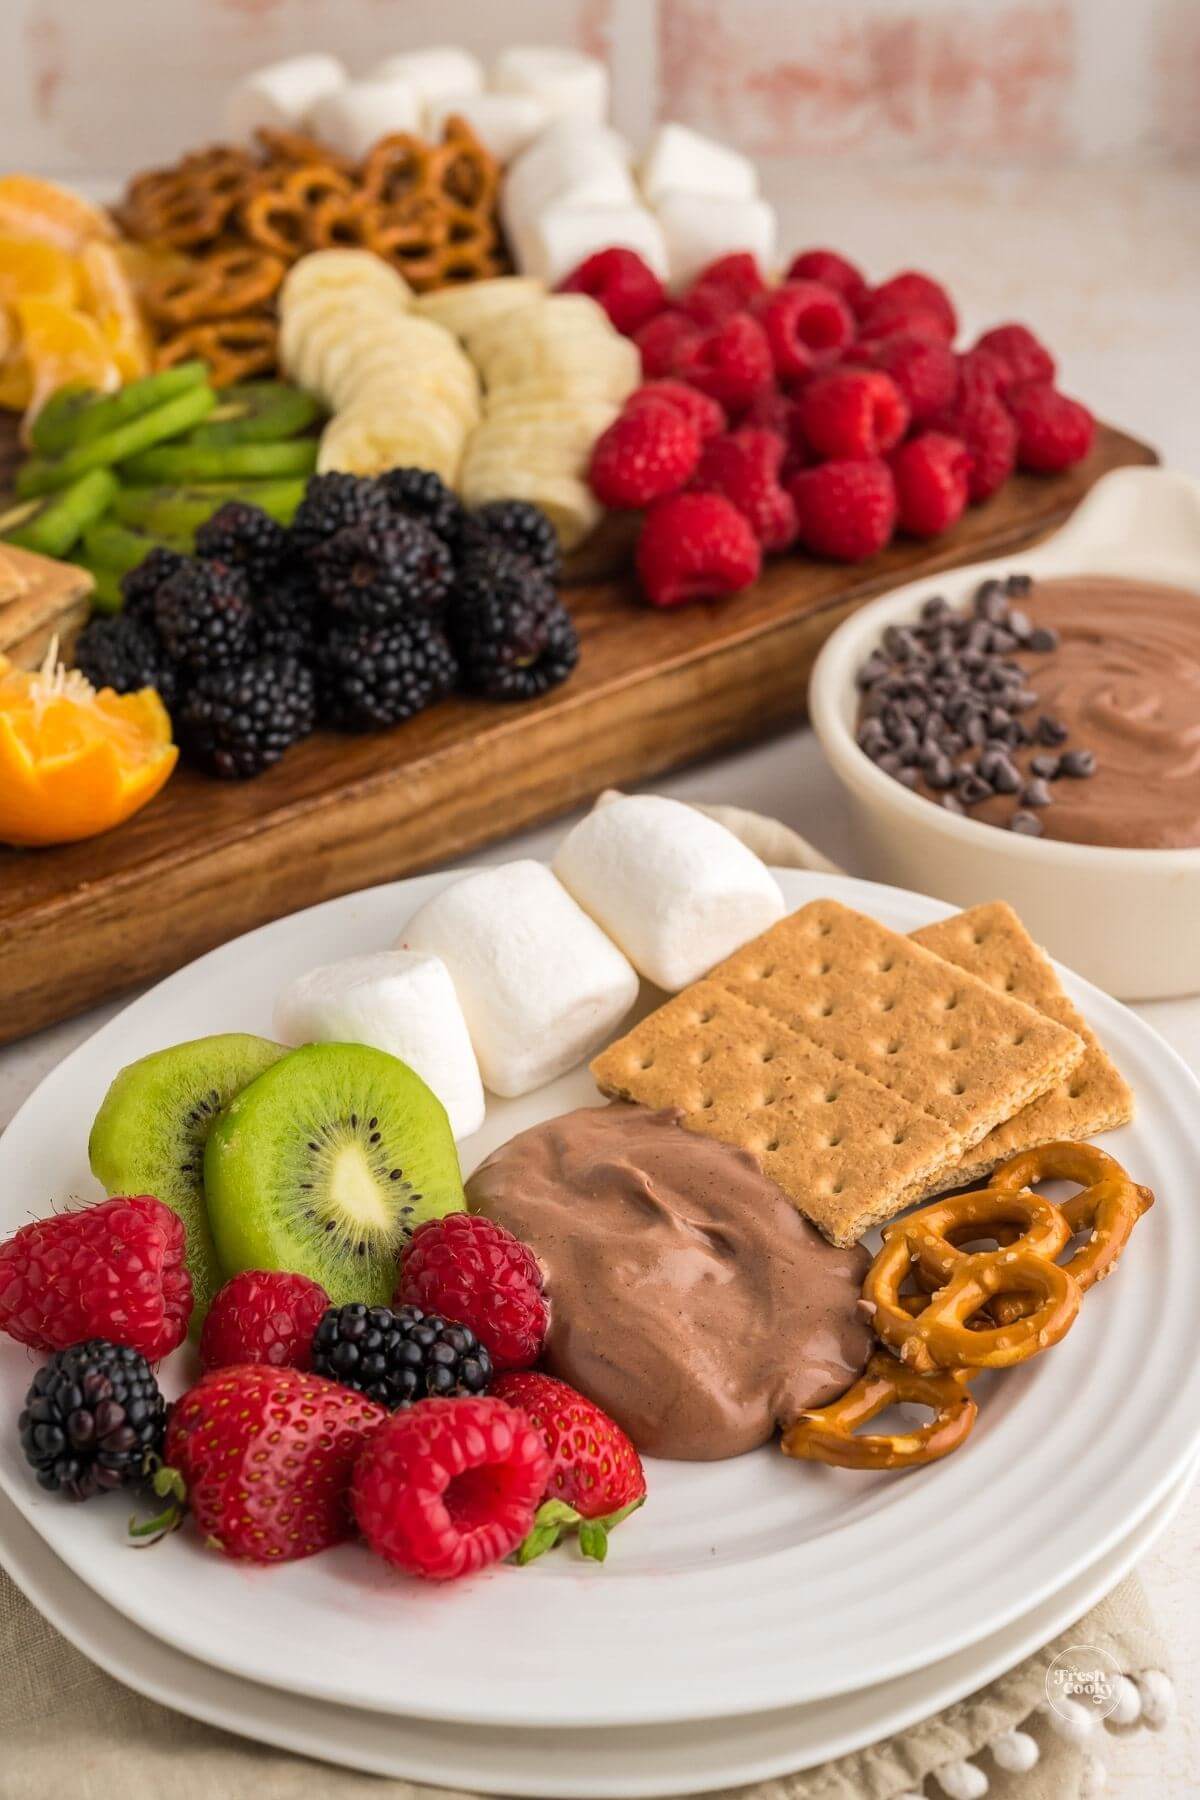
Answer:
[910,901,1134,1189]
[589,980,963,1246]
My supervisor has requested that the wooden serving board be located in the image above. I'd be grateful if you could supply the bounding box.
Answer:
[0,422,1155,1045]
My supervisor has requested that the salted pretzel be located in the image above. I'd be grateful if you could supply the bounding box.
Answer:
[155,315,276,386]
[142,247,286,327]
[782,1355,977,1471]
[254,126,356,175]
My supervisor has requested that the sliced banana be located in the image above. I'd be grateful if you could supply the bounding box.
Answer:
[415,276,544,339]
[459,463,602,550]
[280,250,412,312]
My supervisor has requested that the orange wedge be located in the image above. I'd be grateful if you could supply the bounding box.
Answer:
[0,234,78,307]
[15,296,120,432]
[0,176,116,254]
[0,646,177,846]
[77,240,152,380]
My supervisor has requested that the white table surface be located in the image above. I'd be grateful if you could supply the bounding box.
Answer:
[2,164,1198,1793]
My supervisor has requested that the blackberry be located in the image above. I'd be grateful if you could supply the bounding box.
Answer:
[74,615,177,708]
[254,564,320,657]
[195,501,290,590]
[319,615,458,731]
[290,471,387,556]
[19,1339,166,1502]
[119,545,190,627]
[377,466,468,551]
[179,654,316,779]
[153,558,256,676]
[311,1303,492,1410]
[464,499,561,580]
[449,545,579,701]
[315,517,453,624]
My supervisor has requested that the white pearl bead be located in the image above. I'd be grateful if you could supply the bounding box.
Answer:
[934,1758,989,1799]
[1079,1748,1109,1796]
[1106,1673,1142,1727]
[1136,1669,1176,1727]
[1046,1694,1097,1746]
[992,1726,1039,1771]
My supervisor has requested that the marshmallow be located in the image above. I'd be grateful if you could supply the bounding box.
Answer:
[224,54,347,145]
[502,128,637,236]
[424,92,549,163]
[492,47,609,128]
[654,191,778,287]
[553,796,785,991]
[398,861,638,1098]
[639,123,760,206]
[308,78,421,162]
[274,951,485,1141]
[370,47,485,109]
[512,201,669,285]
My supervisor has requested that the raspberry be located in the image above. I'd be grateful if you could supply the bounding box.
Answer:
[863,332,957,425]
[861,271,957,342]
[635,491,761,607]
[491,1371,646,1563]
[395,1213,548,1373]
[681,252,767,326]
[760,281,854,380]
[858,304,951,347]
[0,1195,192,1361]
[633,309,702,379]
[588,397,701,508]
[691,427,798,552]
[955,346,1013,404]
[558,246,665,336]
[974,323,1056,389]
[1005,381,1095,472]
[788,458,897,562]
[677,312,773,412]
[798,368,909,460]
[351,1395,549,1581]
[199,1270,330,1372]
[930,393,1017,500]
[627,379,726,441]
[891,431,971,538]
[741,387,810,475]
[785,248,869,313]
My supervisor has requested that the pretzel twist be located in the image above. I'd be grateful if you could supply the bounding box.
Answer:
[782,1355,977,1471]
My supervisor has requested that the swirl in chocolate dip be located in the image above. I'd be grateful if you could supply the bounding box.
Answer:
[467,1102,872,1461]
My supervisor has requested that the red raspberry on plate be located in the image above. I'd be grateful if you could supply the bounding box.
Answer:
[588,397,702,509]
[627,378,726,441]
[784,248,869,314]
[199,1269,330,1372]
[691,427,798,552]
[798,368,909,460]
[676,312,774,412]
[1006,381,1095,472]
[492,1371,646,1564]
[682,252,768,326]
[352,1395,548,1581]
[558,246,665,336]
[860,270,957,342]
[890,431,971,538]
[395,1213,548,1373]
[788,457,897,561]
[633,309,702,379]
[635,491,761,607]
[955,345,1013,404]
[974,322,1056,389]
[741,387,810,474]
[930,392,1017,500]
[160,1366,384,1563]
[863,332,957,425]
[759,281,854,380]
[0,1195,192,1360]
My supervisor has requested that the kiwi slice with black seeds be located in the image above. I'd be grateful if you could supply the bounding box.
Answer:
[119,436,318,485]
[185,381,322,447]
[204,1042,465,1309]
[30,362,210,458]
[113,477,307,535]
[16,382,217,497]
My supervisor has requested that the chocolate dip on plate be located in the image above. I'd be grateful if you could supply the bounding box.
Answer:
[468,1102,872,1461]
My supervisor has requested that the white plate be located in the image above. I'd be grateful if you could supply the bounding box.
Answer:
[2,868,1199,1731]
[1,1464,1192,1798]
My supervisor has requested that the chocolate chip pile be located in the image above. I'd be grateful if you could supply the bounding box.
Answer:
[855,574,1096,837]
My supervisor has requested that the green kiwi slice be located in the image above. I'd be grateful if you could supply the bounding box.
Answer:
[81,518,192,575]
[30,362,210,458]
[185,381,322,447]
[0,468,118,558]
[16,383,217,497]
[88,1033,287,1329]
[119,438,319,484]
[204,1043,466,1309]
[113,477,307,535]
[73,555,124,615]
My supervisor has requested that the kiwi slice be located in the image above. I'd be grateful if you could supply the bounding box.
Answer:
[30,362,210,458]
[73,554,125,615]
[113,477,307,535]
[81,518,192,575]
[16,382,217,496]
[186,381,322,447]
[119,437,319,484]
[0,468,118,558]
[88,1033,287,1328]
[204,1043,466,1308]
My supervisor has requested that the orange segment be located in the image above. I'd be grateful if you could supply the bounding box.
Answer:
[77,240,152,380]
[0,234,78,306]
[0,176,116,253]
[15,296,120,431]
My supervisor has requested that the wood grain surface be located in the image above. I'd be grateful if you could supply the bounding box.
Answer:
[0,422,1156,1044]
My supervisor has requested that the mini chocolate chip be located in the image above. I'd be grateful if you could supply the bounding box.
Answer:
[926,755,955,790]
[878,752,901,774]
[1060,748,1097,778]
[987,706,1012,734]
[858,722,887,754]
[1011,810,1044,836]
[964,714,987,746]
[1007,720,1033,748]
[897,739,922,766]
[989,629,1018,655]
[921,595,951,621]
[904,696,928,723]
[1022,777,1053,807]
[973,579,1007,617]
[1027,626,1059,653]
[942,730,966,755]
[1036,714,1069,746]
[1007,609,1032,641]
[856,651,891,687]
[1030,752,1060,780]
[1008,687,1038,711]
[991,757,1022,795]
[958,773,994,805]
[1005,573,1033,595]
[942,793,965,814]
[895,766,921,788]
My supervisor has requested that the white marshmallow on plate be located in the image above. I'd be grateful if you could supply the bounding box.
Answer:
[553,795,786,992]
[492,47,609,128]
[398,861,639,1098]
[654,191,778,287]
[308,78,421,162]
[511,201,668,285]
[639,122,760,206]
[424,91,549,163]
[502,130,637,237]
[224,54,347,144]
[274,951,485,1141]
[370,47,485,108]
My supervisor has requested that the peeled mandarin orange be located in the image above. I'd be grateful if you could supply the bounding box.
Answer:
[0,646,177,846]
[15,296,120,433]
[0,234,78,307]
[0,176,116,254]
[77,241,152,380]
[0,352,32,409]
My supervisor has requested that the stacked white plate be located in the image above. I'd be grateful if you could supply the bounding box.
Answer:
[3,868,1199,1796]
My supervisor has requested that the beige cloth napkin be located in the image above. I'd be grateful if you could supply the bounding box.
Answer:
[0,797,1176,1800]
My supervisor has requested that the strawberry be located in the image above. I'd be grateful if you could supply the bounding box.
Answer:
[492,1370,646,1563]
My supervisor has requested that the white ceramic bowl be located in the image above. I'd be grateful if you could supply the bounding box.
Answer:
[809,467,1200,1000]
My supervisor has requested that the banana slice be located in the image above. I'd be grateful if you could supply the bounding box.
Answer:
[459,463,602,549]
[281,250,412,312]
[415,277,544,339]
[481,336,640,401]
